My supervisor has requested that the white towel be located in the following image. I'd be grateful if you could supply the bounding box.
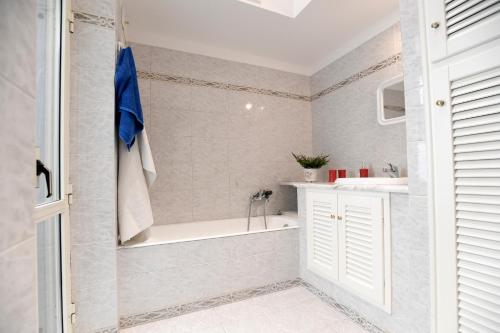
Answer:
[118,129,156,243]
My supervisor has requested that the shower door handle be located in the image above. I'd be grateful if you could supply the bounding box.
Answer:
[36,159,52,198]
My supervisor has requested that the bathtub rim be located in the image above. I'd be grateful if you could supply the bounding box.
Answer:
[119,215,299,249]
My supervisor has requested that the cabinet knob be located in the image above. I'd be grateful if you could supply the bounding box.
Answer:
[430,22,440,29]
[436,100,445,107]
[330,214,336,219]
[338,216,343,221]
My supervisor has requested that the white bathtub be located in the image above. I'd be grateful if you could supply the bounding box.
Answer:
[122,213,299,247]
[118,213,300,318]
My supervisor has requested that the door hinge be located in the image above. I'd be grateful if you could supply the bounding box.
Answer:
[69,303,76,324]
[66,183,73,205]
[68,13,75,33]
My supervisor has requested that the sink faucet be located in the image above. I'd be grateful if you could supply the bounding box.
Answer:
[383,163,400,178]
[247,189,273,232]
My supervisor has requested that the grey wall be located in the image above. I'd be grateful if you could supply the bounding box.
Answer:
[0,1,38,332]
[131,43,312,225]
[69,1,119,332]
[311,24,407,179]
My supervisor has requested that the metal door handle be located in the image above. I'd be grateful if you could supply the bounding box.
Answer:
[36,159,52,198]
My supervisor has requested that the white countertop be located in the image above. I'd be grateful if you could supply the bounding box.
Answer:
[280,181,409,193]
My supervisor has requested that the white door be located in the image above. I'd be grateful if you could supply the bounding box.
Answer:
[337,193,385,306]
[431,44,500,333]
[426,0,500,61]
[306,191,339,281]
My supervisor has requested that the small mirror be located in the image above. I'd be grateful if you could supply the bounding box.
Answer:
[377,74,405,125]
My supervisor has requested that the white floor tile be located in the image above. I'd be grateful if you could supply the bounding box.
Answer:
[121,287,369,333]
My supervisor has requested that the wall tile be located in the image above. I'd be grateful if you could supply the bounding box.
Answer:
[71,21,115,70]
[72,0,115,18]
[311,24,401,95]
[312,61,407,179]
[73,279,118,333]
[69,66,115,157]
[0,238,37,333]
[0,77,36,252]
[139,46,310,225]
[407,141,428,196]
[130,43,152,73]
[70,10,118,332]
[118,230,300,318]
[0,0,36,96]
[147,44,310,96]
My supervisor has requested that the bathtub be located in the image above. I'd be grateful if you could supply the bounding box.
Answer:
[118,213,299,319]
[122,213,298,247]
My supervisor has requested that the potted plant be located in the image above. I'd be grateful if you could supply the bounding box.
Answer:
[292,153,330,182]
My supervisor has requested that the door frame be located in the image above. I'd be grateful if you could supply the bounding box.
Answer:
[33,0,73,331]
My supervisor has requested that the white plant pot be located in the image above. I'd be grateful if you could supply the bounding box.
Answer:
[303,168,318,182]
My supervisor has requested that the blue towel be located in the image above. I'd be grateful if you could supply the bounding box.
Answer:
[115,47,144,149]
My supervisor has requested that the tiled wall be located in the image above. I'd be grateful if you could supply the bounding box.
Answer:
[298,3,432,333]
[399,0,431,331]
[69,1,118,332]
[118,229,299,318]
[0,1,38,332]
[131,43,312,225]
[311,24,407,179]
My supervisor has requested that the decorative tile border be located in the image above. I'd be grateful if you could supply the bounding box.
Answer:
[120,279,302,329]
[94,326,118,333]
[301,280,385,333]
[137,53,400,103]
[137,71,311,102]
[310,53,402,101]
[119,278,384,333]
[74,12,114,29]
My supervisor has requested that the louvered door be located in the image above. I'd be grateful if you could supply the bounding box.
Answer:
[306,191,338,281]
[426,0,500,61]
[431,44,500,332]
[337,193,385,306]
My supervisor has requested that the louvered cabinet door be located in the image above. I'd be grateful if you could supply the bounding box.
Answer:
[306,191,338,282]
[431,45,500,332]
[426,0,500,61]
[337,193,385,306]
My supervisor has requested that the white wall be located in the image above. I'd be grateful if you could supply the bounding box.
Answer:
[0,1,38,332]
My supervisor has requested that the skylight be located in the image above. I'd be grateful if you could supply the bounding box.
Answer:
[237,0,313,18]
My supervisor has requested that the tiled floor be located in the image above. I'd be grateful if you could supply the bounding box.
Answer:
[120,286,369,333]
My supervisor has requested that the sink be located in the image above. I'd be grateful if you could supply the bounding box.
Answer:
[335,177,408,185]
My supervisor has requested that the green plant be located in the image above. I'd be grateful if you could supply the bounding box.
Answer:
[292,153,329,169]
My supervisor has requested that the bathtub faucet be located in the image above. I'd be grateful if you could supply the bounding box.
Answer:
[247,189,273,232]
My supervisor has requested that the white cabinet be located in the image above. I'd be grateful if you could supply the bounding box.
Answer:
[429,40,500,333]
[306,191,339,282]
[338,193,386,306]
[426,0,500,61]
[305,190,391,312]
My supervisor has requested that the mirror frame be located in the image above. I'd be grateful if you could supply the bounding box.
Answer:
[377,74,405,126]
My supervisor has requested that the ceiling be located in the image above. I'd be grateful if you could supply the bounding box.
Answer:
[122,0,400,76]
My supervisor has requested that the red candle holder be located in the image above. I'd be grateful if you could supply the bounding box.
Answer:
[359,168,369,178]
[338,169,347,178]
[328,169,337,182]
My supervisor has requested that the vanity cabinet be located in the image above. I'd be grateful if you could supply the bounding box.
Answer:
[306,191,339,282]
[306,190,390,311]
